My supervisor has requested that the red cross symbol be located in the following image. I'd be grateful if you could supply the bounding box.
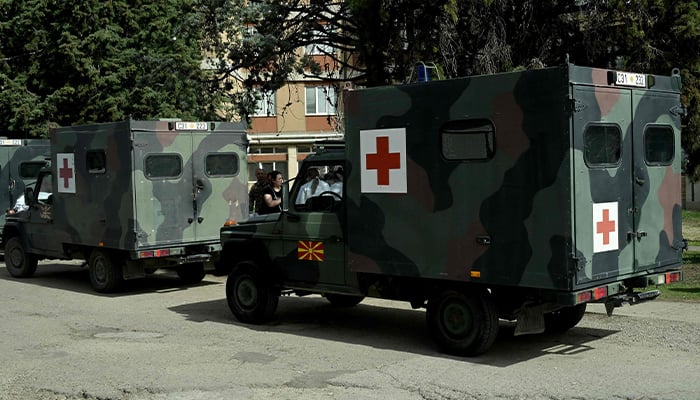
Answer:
[59,157,73,189]
[596,209,616,245]
[365,136,401,185]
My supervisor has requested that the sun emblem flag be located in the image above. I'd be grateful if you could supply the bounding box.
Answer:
[297,240,325,261]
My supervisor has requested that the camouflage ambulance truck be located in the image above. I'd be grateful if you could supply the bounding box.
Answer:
[3,120,248,292]
[219,63,685,356]
[0,138,50,236]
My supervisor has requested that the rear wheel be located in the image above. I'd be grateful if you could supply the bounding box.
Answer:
[88,250,123,293]
[226,262,278,324]
[544,304,587,333]
[4,236,38,278]
[427,290,499,356]
[324,293,364,307]
[176,263,206,283]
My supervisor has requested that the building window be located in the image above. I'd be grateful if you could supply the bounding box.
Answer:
[584,124,622,167]
[144,154,182,179]
[305,86,337,115]
[248,147,288,183]
[253,90,276,117]
[644,125,674,165]
[441,119,495,161]
[304,26,334,55]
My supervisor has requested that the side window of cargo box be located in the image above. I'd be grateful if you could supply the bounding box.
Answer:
[441,119,495,160]
[19,161,47,178]
[86,150,106,174]
[205,153,239,177]
[644,125,674,166]
[584,124,621,167]
[144,154,182,179]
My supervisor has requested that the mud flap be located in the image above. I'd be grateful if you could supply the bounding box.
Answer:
[514,305,545,336]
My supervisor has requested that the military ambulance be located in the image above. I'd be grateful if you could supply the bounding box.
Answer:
[0,138,50,236]
[219,63,685,356]
[3,120,248,292]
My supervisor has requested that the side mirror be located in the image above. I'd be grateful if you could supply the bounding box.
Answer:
[24,187,36,206]
[282,180,289,212]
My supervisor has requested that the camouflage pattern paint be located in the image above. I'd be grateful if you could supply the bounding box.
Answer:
[0,139,49,229]
[342,64,682,291]
[12,120,248,256]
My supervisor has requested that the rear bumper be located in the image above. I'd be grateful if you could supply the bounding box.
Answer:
[558,269,683,307]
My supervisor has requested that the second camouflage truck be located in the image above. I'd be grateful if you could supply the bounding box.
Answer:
[3,120,248,292]
[0,138,50,231]
[219,63,685,356]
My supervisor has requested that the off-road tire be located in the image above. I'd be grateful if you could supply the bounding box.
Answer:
[176,263,206,283]
[4,236,38,278]
[88,250,123,293]
[427,290,499,356]
[324,293,364,307]
[544,304,587,333]
[226,262,278,324]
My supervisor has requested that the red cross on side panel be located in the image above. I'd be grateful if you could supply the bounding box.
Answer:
[59,157,73,189]
[365,136,401,185]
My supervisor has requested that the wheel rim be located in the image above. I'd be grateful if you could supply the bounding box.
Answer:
[93,257,107,283]
[236,277,258,310]
[8,246,24,269]
[442,300,473,339]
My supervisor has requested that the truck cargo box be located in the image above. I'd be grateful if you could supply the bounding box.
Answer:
[344,63,684,293]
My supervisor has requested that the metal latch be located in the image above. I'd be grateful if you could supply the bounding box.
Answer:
[627,231,648,241]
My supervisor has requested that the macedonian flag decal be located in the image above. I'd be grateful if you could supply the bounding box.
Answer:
[297,240,324,262]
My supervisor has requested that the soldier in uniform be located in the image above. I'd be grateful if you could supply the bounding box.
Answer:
[248,167,269,215]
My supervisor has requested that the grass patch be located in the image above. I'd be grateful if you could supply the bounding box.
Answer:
[657,210,700,302]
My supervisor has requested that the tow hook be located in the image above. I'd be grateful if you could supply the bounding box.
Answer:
[603,289,661,316]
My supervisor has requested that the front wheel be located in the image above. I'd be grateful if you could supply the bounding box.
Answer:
[544,304,587,333]
[88,250,123,293]
[4,236,38,277]
[226,262,278,324]
[426,290,499,356]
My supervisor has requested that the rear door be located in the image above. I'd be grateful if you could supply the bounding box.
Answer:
[631,90,683,269]
[133,128,197,247]
[133,123,247,248]
[572,85,635,284]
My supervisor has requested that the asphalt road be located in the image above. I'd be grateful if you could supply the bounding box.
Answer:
[1,260,698,400]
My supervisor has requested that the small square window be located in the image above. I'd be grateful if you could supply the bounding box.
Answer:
[87,150,106,174]
[644,125,674,165]
[19,161,47,179]
[441,119,495,161]
[584,124,621,167]
[144,154,182,179]
[206,153,239,177]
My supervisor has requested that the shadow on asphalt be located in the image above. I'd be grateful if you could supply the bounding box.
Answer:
[0,262,220,296]
[168,295,620,366]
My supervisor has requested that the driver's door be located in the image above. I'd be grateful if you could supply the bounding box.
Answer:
[280,162,346,287]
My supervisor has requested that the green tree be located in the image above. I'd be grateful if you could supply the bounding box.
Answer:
[0,0,221,138]
[205,0,449,119]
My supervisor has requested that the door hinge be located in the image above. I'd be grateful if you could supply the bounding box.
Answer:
[568,98,587,113]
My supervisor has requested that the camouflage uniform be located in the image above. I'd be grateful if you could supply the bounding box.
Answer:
[248,180,269,214]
